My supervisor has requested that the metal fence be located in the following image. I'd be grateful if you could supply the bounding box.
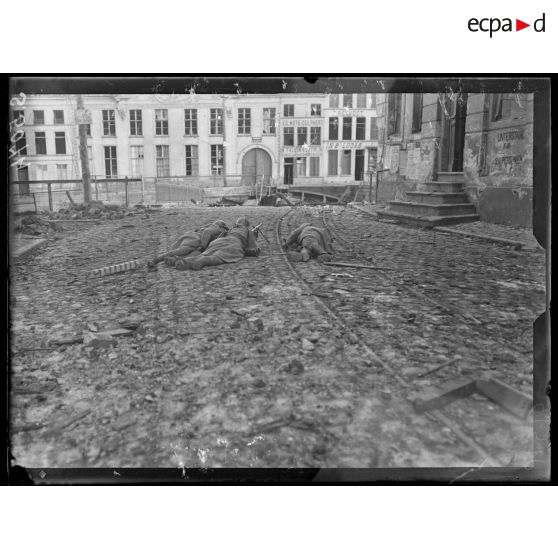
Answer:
[10,174,279,213]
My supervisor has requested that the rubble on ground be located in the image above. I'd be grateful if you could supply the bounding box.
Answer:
[13,202,157,236]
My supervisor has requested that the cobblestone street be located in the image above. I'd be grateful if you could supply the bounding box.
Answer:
[9,205,546,470]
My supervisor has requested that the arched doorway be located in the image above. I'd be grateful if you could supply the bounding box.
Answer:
[242,148,272,186]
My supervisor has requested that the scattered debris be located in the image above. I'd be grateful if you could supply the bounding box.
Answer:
[83,332,117,348]
[247,317,264,331]
[417,356,462,378]
[281,359,305,375]
[50,328,134,346]
[413,379,478,413]
[11,422,45,434]
[475,378,532,420]
[301,338,314,351]
[413,376,532,420]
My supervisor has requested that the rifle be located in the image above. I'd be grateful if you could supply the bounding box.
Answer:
[251,222,269,244]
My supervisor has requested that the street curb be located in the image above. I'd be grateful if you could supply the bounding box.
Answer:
[349,205,541,251]
[433,226,541,251]
[12,238,48,260]
[347,204,380,219]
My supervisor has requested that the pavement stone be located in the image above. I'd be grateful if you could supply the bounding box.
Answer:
[8,205,546,470]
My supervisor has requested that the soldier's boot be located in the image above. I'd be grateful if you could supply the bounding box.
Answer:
[164,256,178,266]
[316,253,333,263]
[287,251,304,262]
[175,258,203,271]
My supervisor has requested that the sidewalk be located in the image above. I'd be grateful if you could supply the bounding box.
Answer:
[11,235,48,260]
[349,203,542,251]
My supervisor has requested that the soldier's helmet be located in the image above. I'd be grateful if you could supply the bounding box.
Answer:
[214,220,228,230]
[235,217,250,227]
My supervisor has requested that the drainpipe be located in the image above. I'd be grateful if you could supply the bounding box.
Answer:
[221,96,228,187]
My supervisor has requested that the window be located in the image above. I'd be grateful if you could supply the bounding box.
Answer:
[211,144,223,175]
[370,95,377,109]
[329,117,339,140]
[84,124,91,137]
[185,145,199,176]
[311,104,321,116]
[33,110,44,124]
[356,94,366,108]
[411,94,423,133]
[388,94,402,136]
[14,131,27,155]
[129,110,143,136]
[155,109,169,135]
[284,104,294,117]
[343,94,353,108]
[55,131,66,154]
[328,150,338,175]
[341,150,351,174]
[35,131,46,154]
[53,110,64,124]
[370,117,378,140]
[329,94,339,108]
[297,127,308,146]
[102,109,116,136]
[310,126,321,145]
[130,146,144,177]
[184,109,198,135]
[356,117,366,140]
[263,108,276,134]
[210,109,223,135]
[35,164,48,180]
[156,145,170,177]
[238,108,251,134]
[309,157,320,176]
[342,117,352,140]
[283,127,294,146]
[296,157,306,177]
[491,94,512,122]
[104,146,118,177]
[56,164,68,180]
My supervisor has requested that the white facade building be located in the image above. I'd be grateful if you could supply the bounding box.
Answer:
[9,93,379,191]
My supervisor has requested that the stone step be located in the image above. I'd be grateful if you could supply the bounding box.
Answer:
[406,191,469,204]
[437,172,464,183]
[423,181,464,193]
[376,209,480,228]
[389,201,478,217]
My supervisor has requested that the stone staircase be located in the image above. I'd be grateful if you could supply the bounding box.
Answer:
[376,172,480,228]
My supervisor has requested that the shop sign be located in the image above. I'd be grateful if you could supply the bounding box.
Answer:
[281,118,323,127]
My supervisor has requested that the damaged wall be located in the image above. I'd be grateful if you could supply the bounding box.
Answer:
[376,93,439,202]
[463,93,534,227]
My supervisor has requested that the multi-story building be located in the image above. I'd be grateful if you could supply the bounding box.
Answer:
[375,92,534,227]
[9,93,379,192]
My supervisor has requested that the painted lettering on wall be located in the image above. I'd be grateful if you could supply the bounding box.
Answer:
[281,118,323,127]
[283,145,321,154]
[490,155,523,175]
[328,109,367,118]
[496,129,524,144]
[325,141,364,149]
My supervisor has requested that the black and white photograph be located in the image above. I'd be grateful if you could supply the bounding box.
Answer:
[6,76,550,482]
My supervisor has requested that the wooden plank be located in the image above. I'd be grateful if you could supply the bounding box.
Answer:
[322,262,394,271]
[475,378,532,420]
[413,378,477,412]
[417,356,462,378]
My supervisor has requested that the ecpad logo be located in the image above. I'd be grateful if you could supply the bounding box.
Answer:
[468,13,546,37]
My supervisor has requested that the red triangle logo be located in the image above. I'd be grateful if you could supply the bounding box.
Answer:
[516,19,530,31]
